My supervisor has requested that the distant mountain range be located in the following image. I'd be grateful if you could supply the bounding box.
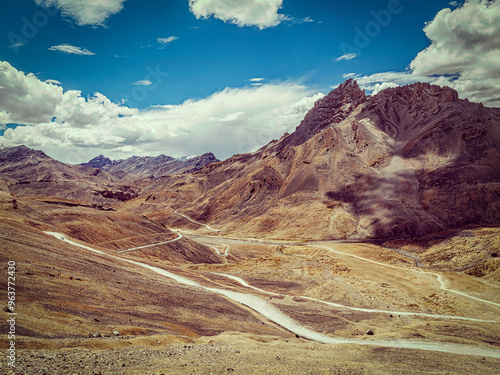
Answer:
[0,145,218,206]
[81,152,219,178]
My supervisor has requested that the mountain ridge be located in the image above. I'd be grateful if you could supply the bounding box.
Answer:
[138,80,500,240]
[81,152,219,178]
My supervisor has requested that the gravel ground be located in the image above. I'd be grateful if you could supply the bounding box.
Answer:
[4,337,500,375]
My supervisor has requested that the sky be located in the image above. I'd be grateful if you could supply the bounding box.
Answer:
[0,0,499,164]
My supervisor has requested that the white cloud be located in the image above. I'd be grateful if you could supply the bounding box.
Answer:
[189,0,285,29]
[35,0,125,27]
[335,53,358,62]
[49,44,95,55]
[45,79,62,85]
[9,42,25,50]
[209,111,244,122]
[409,0,500,106]
[355,71,429,93]
[0,61,64,125]
[250,78,265,86]
[0,61,322,163]
[352,0,500,106]
[341,73,358,79]
[132,80,153,86]
[0,60,136,145]
[157,36,178,45]
[371,82,399,95]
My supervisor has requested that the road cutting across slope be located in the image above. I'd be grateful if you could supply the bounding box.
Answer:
[213,273,497,323]
[313,245,500,308]
[174,209,219,232]
[116,233,183,253]
[44,231,500,358]
[205,243,230,257]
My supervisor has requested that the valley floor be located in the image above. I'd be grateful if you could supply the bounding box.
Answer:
[1,200,500,374]
[10,337,500,375]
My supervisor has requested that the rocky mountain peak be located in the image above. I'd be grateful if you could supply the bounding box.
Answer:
[0,144,49,160]
[82,155,113,170]
[371,82,460,107]
[283,79,367,147]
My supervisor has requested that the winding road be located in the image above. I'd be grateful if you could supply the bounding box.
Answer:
[174,209,219,232]
[313,245,500,308]
[44,231,500,358]
[205,243,230,257]
[116,233,183,253]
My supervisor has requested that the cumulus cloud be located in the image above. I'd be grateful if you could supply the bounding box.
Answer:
[0,61,64,125]
[351,0,500,106]
[0,60,137,157]
[409,0,500,106]
[189,0,285,29]
[45,79,62,85]
[157,36,178,45]
[0,61,322,163]
[371,82,399,95]
[49,44,95,55]
[35,0,125,27]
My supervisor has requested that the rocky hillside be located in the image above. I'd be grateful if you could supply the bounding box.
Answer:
[0,146,219,206]
[0,145,139,205]
[139,80,500,240]
[81,152,219,178]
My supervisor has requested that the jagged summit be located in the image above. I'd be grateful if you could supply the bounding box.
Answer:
[81,155,113,170]
[371,81,459,104]
[81,152,219,178]
[284,79,367,147]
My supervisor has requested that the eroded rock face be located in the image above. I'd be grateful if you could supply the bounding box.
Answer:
[0,145,139,205]
[81,155,113,170]
[93,188,138,202]
[174,80,500,240]
[81,153,220,178]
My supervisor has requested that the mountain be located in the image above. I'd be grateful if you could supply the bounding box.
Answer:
[135,80,500,240]
[81,152,219,178]
[81,154,113,170]
[3,80,499,240]
[2,83,500,370]
[0,145,138,205]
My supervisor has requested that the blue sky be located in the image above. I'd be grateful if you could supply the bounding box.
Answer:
[1,0,499,163]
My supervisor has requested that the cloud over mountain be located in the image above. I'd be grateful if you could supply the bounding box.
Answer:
[353,0,500,106]
[0,61,322,164]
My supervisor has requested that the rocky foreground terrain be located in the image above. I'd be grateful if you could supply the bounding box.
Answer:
[1,80,499,373]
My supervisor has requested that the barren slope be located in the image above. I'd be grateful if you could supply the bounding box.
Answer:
[0,145,139,206]
[131,80,500,241]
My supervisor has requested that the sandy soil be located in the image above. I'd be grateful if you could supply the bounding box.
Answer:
[1,195,500,374]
